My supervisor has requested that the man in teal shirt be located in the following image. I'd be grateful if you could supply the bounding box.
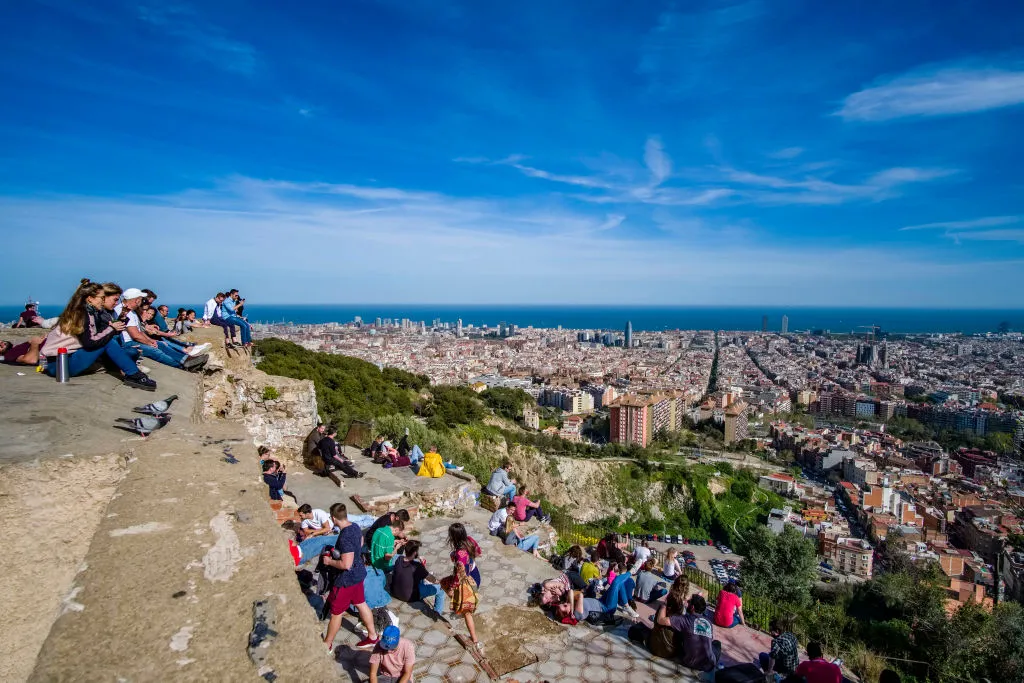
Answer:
[370,518,406,570]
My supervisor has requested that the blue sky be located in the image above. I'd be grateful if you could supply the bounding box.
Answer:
[1,0,1023,306]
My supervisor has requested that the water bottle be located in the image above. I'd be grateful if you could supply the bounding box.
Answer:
[37,355,48,373]
[56,348,70,383]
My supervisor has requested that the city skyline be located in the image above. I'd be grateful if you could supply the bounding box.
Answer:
[1,1,1024,306]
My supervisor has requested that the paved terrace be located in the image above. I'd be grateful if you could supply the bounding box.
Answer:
[286,450,773,683]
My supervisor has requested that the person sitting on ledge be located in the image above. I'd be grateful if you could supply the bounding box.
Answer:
[512,486,551,523]
[713,580,745,629]
[40,280,156,391]
[484,460,517,500]
[318,425,365,478]
[416,444,445,478]
[0,336,45,365]
[117,288,208,371]
[389,540,446,619]
[13,302,45,328]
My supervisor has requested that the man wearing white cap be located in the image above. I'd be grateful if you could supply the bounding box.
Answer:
[116,288,208,370]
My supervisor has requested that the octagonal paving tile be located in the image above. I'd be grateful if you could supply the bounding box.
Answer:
[585,637,614,656]
[581,662,614,682]
[605,654,631,673]
[562,645,588,667]
[418,677,445,683]
[422,628,450,647]
[562,663,584,681]
[445,663,480,682]
[537,658,564,678]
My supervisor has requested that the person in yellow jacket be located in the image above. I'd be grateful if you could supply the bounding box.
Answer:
[417,445,445,478]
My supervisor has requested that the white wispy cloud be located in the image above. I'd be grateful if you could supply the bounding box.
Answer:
[902,215,1023,231]
[837,65,1024,122]
[137,3,257,75]
[2,177,1020,307]
[767,147,804,159]
[644,136,672,186]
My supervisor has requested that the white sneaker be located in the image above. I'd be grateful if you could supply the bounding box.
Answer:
[621,605,640,620]
[187,343,212,357]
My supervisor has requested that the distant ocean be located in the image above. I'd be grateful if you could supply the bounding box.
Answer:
[5,304,1018,335]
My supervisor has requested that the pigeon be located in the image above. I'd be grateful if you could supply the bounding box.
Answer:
[115,415,171,436]
[133,395,179,416]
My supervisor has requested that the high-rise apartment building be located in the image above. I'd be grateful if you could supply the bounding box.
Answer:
[781,315,789,334]
[724,400,749,444]
[625,320,633,349]
[456,319,463,338]
[609,395,652,447]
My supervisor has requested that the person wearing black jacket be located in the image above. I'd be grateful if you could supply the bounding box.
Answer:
[304,423,325,465]
[318,426,365,478]
[40,280,155,391]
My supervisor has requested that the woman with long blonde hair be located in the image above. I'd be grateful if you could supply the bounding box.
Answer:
[40,279,157,390]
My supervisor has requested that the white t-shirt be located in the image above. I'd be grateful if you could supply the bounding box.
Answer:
[632,545,652,565]
[301,508,333,531]
[488,508,509,533]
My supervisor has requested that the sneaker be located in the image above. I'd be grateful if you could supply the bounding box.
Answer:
[355,636,378,650]
[122,373,157,392]
[187,343,212,357]
[621,604,640,620]
[182,354,208,370]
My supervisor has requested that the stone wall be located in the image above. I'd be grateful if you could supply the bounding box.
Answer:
[192,331,319,461]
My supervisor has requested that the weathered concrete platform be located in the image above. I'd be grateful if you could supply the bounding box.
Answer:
[1,328,338,682]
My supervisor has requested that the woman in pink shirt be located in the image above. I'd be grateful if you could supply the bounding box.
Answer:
[511,486,551,523]
[713,581,745,628]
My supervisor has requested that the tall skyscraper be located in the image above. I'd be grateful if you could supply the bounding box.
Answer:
[456,319,463,338]
[625,320,633,349]
[781,315,789,334]
[761,315,768,332]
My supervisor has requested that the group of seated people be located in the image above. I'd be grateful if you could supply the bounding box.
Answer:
[533,537,863,683]
[282,498,491,680]
[201,289,252,348]
[2,280,215,391]
[302,423,367,480]
[485,484,552,557]
[367,432,464,477]
[11,302,46,328]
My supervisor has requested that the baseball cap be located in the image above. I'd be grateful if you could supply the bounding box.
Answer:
[379,625,400,650]
[122,288,145,300]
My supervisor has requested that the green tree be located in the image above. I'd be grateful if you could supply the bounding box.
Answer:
[984,431,1014,454]
[730,479,754,502]
[740,525,817,606]
[480,387,535,421]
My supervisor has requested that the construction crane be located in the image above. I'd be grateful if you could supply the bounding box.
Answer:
[856,325,880,342]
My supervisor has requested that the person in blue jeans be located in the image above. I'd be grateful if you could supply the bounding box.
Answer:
[485,461,517,500]
[601,571,638,615]
[390,541,447,617]
[40,280,156,391]
[221,290,252,347]
[501,516,541,556]
[117,289,207,370]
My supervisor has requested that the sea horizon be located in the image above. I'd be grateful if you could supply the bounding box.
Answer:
[5,303,1022,335]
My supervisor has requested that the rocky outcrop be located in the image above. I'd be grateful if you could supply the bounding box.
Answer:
[199,344,318,461]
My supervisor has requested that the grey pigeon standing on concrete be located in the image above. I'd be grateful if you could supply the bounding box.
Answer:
[115,415,171,436]
[133,395,178,416]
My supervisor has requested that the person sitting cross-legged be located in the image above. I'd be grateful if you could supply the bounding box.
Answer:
[388,540,447,619]
[318,425,365,478]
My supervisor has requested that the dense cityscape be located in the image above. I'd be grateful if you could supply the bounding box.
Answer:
[256,314,1024,611]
